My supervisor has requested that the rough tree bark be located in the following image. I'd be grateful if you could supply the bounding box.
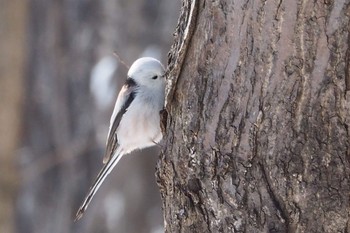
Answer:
[157,0,350,232]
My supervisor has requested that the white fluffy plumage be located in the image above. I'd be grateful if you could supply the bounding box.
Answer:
[75,57,165,221]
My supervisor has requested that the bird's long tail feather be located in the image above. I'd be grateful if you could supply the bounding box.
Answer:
[75,147,124,221]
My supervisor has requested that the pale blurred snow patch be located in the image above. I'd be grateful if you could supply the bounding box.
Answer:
[104,191,125,230]
[141,45,162,60]
[95,124,109,147]
[90,56,118,110]
[147,204,164,233]
[151,225,164,233]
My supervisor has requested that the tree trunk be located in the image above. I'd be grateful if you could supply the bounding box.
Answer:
[157,0,350,232]
[0,1,27,233]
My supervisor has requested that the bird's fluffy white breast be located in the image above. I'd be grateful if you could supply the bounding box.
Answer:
[116,88,164,152]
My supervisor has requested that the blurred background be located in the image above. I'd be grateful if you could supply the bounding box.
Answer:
[0,0,180,232]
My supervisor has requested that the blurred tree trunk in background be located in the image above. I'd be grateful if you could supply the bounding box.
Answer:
[0,1,27,233]
[16,1,179,233]
[158,0,350,232]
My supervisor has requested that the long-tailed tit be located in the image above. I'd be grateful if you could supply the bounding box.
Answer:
[75,57,165,221]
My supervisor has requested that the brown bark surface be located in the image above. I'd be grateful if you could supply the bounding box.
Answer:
[158,0,350,232]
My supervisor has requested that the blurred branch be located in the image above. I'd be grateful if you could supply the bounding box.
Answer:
[113,51,130,70]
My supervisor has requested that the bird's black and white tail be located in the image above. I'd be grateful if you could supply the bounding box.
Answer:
[75,147,124,221]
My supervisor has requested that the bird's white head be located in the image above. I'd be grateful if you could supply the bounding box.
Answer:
[127,57,165,89]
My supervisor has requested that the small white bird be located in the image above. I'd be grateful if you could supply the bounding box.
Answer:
[75,57,165,221]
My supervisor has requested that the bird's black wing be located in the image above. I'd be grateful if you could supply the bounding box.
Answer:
[103,78,137,164]
[74,78,138,221]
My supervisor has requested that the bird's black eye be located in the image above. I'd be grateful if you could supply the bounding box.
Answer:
[152,75,158,80]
